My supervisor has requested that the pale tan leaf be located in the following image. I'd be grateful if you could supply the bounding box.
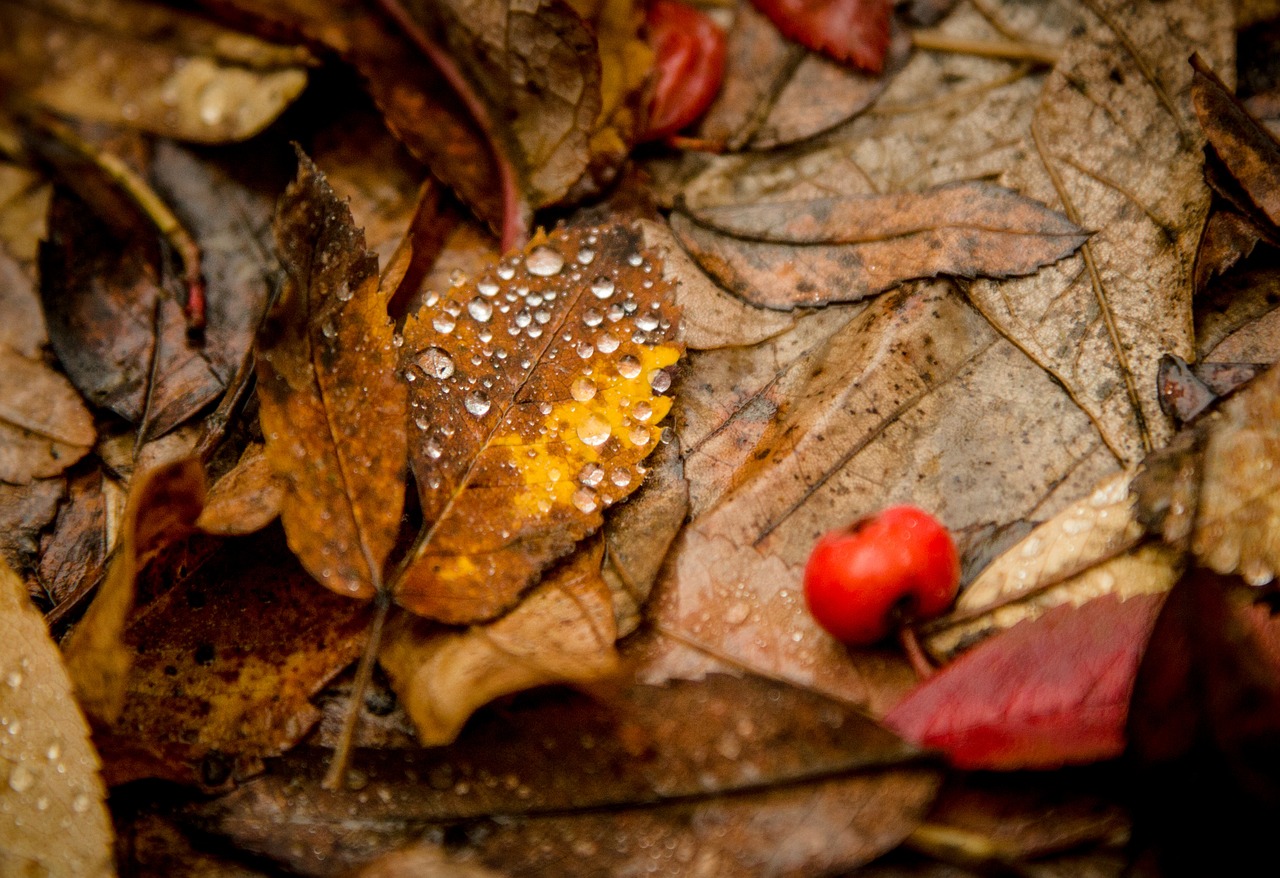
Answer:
[0,344,94,484]
[0,559,113,878]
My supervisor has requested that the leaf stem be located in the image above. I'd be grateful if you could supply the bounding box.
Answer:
[910,31,1060,67]
[322,593,391,791]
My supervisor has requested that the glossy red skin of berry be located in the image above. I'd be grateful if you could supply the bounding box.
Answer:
[803,505,959,645]
[641,0,727,141]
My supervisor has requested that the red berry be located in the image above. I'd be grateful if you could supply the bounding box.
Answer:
[640,0,727,142]
[803,505,959,645]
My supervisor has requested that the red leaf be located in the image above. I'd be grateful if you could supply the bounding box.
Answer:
[642,0,727,141]
[750,0,891,73]
[884,594,1165,769]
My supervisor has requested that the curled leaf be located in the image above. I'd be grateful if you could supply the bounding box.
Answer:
[0,344,94,484]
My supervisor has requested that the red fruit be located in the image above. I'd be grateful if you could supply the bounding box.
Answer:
[641,0,727,142]
[803,505,959,645]
[751,0,891,74]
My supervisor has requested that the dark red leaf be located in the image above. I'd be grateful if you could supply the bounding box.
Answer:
[885,594,1165,769]
[642,0,727,141]
[750,0,891,74]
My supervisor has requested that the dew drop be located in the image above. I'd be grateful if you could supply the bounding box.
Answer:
[464,391,491,416]
[515,309,533,328]
[627,253,644,267]
[579,463,605,487]
[596,333,620,354]
[392,333,404,348]
[449,268,467,287]
[527,325,543,339]
[629,426,651,446]
[607,303,626,322]
[577,247,595,265]
[534,309,551,325]
[416,347,455,379]
[571,377,597,402]
[590,277,615,299]
[432,313,456,334]
[8,766,34,793]
[572,487,599,514]
[72,794,91,814]
[477,278,500,297]
[649,369,672,392]
[610,468,632,487]
[538,402,553,415]
[526,246,565,276]
[576,341,594,359]
[320,320,337,339]
[425,437,443,459]
[46,743,60,761]
[497,263,516,280]
[632,401,654,422]
[636,313,660,331]
[577,414,612,446]
[468,297,493,322]
[617,355,642,379]
[584,308,604,327]
[5,671,21,689]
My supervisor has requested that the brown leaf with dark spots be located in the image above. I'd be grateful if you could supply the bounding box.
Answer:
[256,152,408,600]
[95,526,371,786]
[1192,54,1280,233]
[396,223,681,624]
[380,540,617,746]
[63,457,205,726]
[0,343,95,484]
[673,182,1087,309]
[182,675,938,876]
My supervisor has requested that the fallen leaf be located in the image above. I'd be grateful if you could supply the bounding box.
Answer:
[37,471,113,618]
[380,541,618,746]
[0,162,49,359]
[93,526,371,786]
[0,0,309,143]
[751,0,891,73]
[1192,54,1280,232]
[0,343,95,484]
[63,457,205,726]
[181,675,938,876]
[640,0,726,141]
[0,557,113,877]
[0,478,63,584]
[887,593,1165,769]
[395,223,681,624]
[673,181,1087,308]
[966,0,1233,462]
[196,442,285,537]
[1193,209,1265,295]
[256,151,408,601]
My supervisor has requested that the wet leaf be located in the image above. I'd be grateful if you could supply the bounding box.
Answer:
[94,527,370,786]
[0,343,95,484]
[1192,54,1280,232]
[256,152,408,601]
[0,0,309,143]
[673,182,1087,308]
[966,0,1233,462]
[63,457,205,726]
[0,557,113,877]
[183,675,938,876]
[887,593,1165,769]
[751,0,891,73]
[396,223,681,624]
[380,541,617,746]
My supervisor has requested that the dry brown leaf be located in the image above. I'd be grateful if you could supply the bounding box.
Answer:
[925,470,1181,658]
[37,471,112,618]
[256,152,408,600]
[396,223,681,624]
[63,457,204,727]
[0,162,48,359]
[966,0,1233,463]
[0,343,94,484]
[196,442,285,537]
[0,558,113,877]
[674,181,1087,308]
[380,541,617,746]
[0,478,63,584]
[0,0,309,143]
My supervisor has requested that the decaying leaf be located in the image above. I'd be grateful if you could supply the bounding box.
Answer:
[926,469,1181,659]
[380,541,617,746]
[37,470,113,618]
[196,442,285,536]
[0,343,94,484]
[966,0,1233,462]
[62,457,205,726]
[396,223,681,624]
[0,558,113,878]
[673,181,1087,308]
[256,152,408,601]
[0,0,309,143]
[182,675,939,876]
[0,478,63,582]
[888,593,1165,769]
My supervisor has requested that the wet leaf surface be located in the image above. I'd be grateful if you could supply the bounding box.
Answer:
[396,223,681,623]
[0,558,113,877]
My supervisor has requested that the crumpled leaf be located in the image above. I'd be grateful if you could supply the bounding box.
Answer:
[926,469,1181,659]
[0,343,94,484]
[63,457,204,727]
[0,0,309,143]
[966,0,1233,462]
[256,152,408,600]
[380,541,617,746]
[396,223,681,624]
[1192,54,1280,232]
[0,558,113,878]
[182,675,939,876]
[673,181,1087,308]
[887,593,1165,769]
[751,0,891,73]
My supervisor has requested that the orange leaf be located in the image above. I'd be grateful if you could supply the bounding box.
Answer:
[396,223,682,623]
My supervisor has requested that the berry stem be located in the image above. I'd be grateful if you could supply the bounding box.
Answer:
[898,624,935,680]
